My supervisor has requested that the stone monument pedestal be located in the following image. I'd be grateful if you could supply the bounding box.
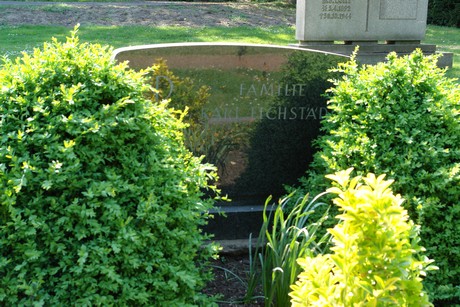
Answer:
[293,41,453,68]
[295,0,453,68]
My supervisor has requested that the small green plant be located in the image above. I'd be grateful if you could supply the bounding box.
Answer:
[297,49,460,302]
[245,192,331,306]
[0,28,219,305]
[290,169,437,306]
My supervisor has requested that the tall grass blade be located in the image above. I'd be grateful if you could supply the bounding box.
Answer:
[245,192,331,306]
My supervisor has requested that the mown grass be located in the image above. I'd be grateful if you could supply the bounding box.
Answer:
[425,25,460,79]
[0,25,295,57]
[0,24,458,80]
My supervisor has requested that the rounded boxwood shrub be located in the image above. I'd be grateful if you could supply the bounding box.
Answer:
[0,28,219,305]
[297,50,460,303]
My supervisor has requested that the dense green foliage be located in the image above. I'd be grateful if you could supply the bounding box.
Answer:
[427,0,459,27]
[297,50,460,303]
[245,192,330,306]
[290,170,436,306]
[0,29,219,305]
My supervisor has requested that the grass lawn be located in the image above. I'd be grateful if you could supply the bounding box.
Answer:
[0,24,459,81]
[0,25,295,56]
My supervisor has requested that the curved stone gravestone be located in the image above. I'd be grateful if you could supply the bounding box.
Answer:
[113,43,347,240]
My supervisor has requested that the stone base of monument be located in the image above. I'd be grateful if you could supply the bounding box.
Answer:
[293,42,453,68]
[205,238,261,255]
[204,205,268,241]
[203,205,273,254]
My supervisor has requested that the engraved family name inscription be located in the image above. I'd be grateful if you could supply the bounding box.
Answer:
[114,43,346,205]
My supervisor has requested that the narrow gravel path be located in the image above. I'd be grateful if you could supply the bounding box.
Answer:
[0,1,296,27]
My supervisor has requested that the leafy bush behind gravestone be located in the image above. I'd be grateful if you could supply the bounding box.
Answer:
[427,0,460,27]
[0,29,219,305]
[296,50,460,303]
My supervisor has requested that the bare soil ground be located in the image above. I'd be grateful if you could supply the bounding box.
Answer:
[0,1,296,28]
[0,1,291,305]
[205,255,264,306]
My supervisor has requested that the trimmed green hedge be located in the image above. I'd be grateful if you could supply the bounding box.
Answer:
[297,50,460,303]
[0,28,219,305]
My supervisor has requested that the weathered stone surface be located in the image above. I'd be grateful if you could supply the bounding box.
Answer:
[296,0,428,42]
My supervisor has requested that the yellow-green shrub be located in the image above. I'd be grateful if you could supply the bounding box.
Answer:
[298,50,460,302]
[290,169,436,306]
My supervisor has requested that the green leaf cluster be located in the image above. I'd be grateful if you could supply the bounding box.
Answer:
[297,49,460,302]
[290,169,436,306]
[0,28,219,305]
[245,192,330,306]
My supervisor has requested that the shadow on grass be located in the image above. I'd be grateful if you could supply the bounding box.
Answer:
[1,24,458,83]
